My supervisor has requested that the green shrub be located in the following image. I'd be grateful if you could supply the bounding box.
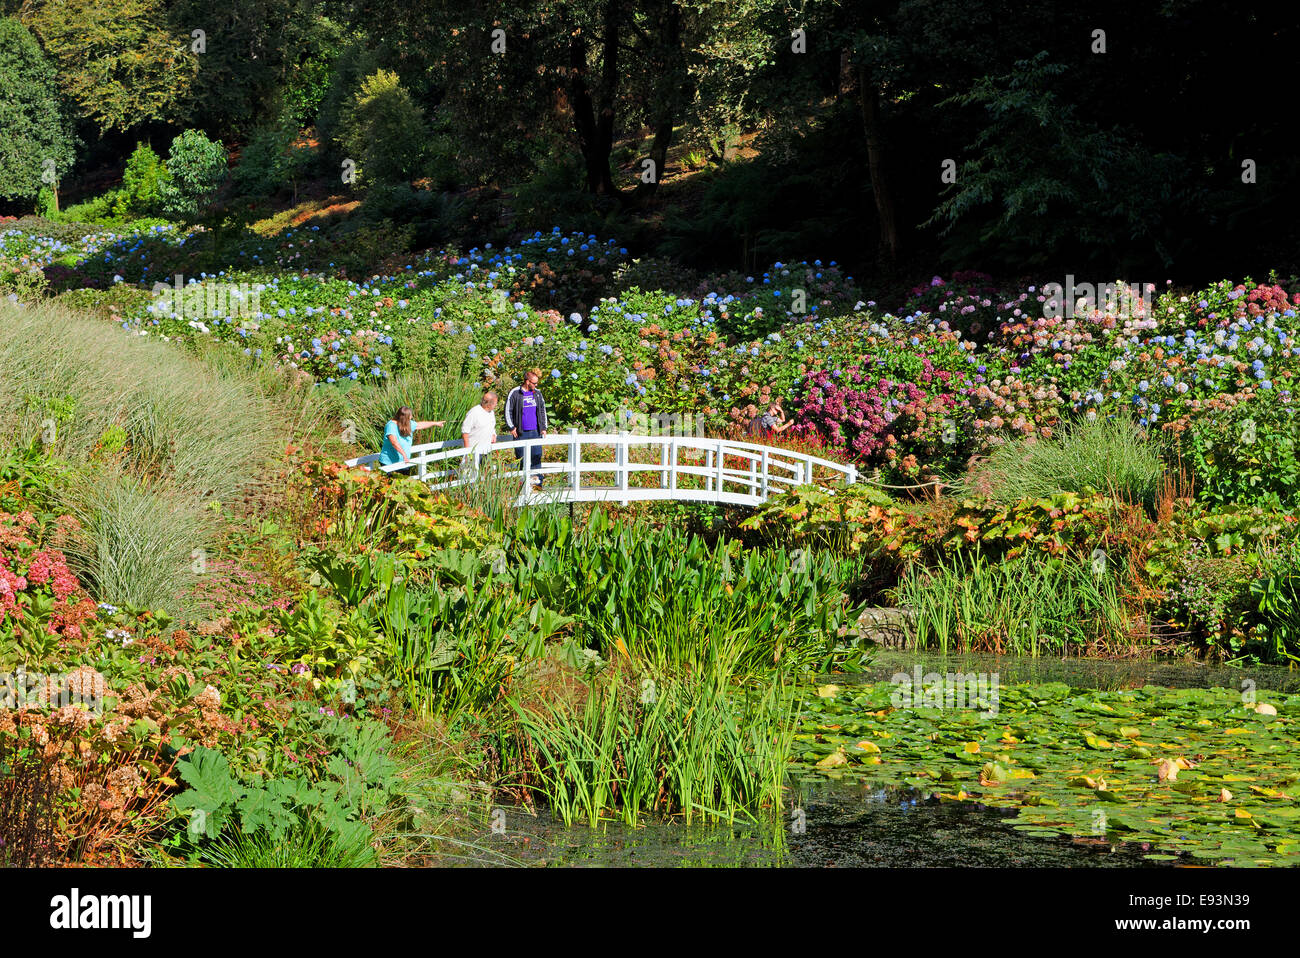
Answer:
[608,257,702,298]
[232,114,309,198]
[58,190,126,225]
[331,218,415,274]
[0,261,49,302]
[35,186,57,217]
[160,129,227,219]
[4,215,109,244]
[0,18,76,205]
[1249,539,1300,664]
[338,70,427,187]
[113,142,170,217]
[54,285,153,319]
[1186,390,1300,510]
[314,42,380,160]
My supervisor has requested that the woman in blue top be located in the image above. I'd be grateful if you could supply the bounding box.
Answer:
[379,406,445,469]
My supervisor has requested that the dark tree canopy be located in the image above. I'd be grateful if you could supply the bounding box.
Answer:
[6,0,1296,280]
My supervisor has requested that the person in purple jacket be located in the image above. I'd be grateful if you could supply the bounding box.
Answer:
[504,367,549,488]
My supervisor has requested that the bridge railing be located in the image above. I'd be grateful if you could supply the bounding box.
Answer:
[344,429,857,505]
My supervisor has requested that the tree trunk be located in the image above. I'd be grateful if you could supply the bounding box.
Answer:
[634,1,681,202]
[857,64,899,271]
[568,1,621,198]
[594,0,621,196]
[568,34,604,193]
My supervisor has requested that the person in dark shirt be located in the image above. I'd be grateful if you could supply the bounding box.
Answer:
[504,368,549,488]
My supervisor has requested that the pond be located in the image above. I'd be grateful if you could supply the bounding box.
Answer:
[857,650,1300,695]
[468,654,1298,867]
[481,780,1160,867]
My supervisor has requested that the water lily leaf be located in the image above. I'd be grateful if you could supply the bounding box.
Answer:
[816,748,848,769]
[980,762,1010,785]
[816,684,841,698]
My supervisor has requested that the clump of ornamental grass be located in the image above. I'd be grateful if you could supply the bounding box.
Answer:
[963,415,1165,513]
[0,298,285,502]
[187,815,378,868]
[0,299,301,610]
[60,468,212,613]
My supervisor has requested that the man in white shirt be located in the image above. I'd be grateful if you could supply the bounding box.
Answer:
[460,390,499,475]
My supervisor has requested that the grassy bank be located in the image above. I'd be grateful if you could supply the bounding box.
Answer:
[0,298,327,611]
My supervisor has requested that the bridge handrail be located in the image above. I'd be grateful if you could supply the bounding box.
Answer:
[342,429,858,503]
[348,432,852,471]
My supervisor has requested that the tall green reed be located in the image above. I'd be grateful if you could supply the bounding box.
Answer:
[501,662,795,827]
[899,550,1127,655]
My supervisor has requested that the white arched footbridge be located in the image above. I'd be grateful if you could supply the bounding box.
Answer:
[345,430,859,506]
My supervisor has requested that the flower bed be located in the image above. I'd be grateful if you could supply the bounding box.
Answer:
[4,222,1299,500]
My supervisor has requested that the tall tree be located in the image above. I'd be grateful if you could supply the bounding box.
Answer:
[0,17,76,207]
[346,0,696,201]
[168,0,324,138]
[20,0,197,135]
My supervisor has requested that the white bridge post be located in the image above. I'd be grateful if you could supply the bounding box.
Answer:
[569,427,580,493]
[617,430,629,505]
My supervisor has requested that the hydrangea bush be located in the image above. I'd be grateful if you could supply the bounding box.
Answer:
[5,222,1299,498]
